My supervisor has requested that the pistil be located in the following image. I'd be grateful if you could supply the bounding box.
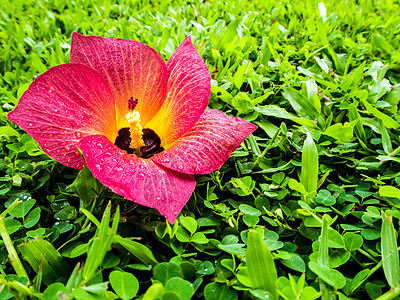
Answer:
[125,97,144,156]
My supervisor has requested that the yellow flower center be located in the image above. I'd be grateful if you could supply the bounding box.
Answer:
[125,110,144,156]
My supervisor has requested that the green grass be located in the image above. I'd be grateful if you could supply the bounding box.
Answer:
[1,0,400,299]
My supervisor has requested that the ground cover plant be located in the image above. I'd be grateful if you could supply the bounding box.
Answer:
[0,0,400,299]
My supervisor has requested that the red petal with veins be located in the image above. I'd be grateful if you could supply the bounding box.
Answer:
[79,135,196,223]
[7,64,117,169]
[70,33,168,128]
[152,109,257,175]
[147,37,211,146]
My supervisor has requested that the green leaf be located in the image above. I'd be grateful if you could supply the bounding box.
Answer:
[82,204,119,284]
[245,230,278,299]
[341,62,365,92]
[328,229,345,248]
[142,283,164,299]
[114,235,158,266]
[239,204,261,216]
[204,283,238,300]
[232,92,254,114]
[379,186,400,198]
[309,262,346,289]
[0,126,20,139]
[153,262,182,285]
[289,178,308,196]
[8,198,35,218]
[255,105,317,128]
[316,216,337,298]
[323,123,353,143]
[164,277,194,300]
[81,282,108,294]
[381,212,400,288]
[191,232,209,244]
[362,99,400,129]
[282,86,320,119]
[279,252,306,273]
[109,270,139,300]
[18,237,72,286]
[4,218,21,235]
[300,133,319,195]
[179,216,197,235]
[348,104,368,147]
[379,119,393,154]
[42,283,68,300]
[26,228,45,237]
[343,232,363,251]
[70,167,103,207]
[249,290,275,300]
[24,207,41,228]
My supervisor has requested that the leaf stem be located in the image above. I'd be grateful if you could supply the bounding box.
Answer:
[255,127,281,166]
[351,260,382,294]
[375,287,400,300]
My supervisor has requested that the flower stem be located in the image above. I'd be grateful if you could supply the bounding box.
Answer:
[0,200,29,281]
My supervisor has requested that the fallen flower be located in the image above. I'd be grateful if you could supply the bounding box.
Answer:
[8,33,257,223]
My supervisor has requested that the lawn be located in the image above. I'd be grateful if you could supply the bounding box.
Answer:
[1,0,400,299]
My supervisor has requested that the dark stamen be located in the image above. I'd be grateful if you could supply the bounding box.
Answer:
[114,128,163,158]
[128,97,138,111]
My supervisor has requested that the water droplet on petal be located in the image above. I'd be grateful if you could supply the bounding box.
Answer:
[75,132,82,139]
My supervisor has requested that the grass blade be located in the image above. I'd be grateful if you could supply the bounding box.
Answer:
[245,230,278,299]
[82,203,119,284]
[281,86,320,119]
[381,211,400,288]
[18,237,72,286]
[379,120,393,154]
[318,215,336,300]
[300,133,319,204]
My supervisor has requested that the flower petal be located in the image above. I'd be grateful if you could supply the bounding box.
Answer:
[8,64,117,169]
[79,134,196,223]
[146,37,211,146]
[152,109,257,174]
[70,32,168,128]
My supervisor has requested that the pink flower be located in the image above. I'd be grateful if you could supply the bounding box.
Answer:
[8,33,257,223]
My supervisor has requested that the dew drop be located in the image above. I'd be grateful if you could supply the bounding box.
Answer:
[114,167,123,172]
[178,165,184,170]
[75,132,82,139]
[28,123,33,127]
[97,143,104,149]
